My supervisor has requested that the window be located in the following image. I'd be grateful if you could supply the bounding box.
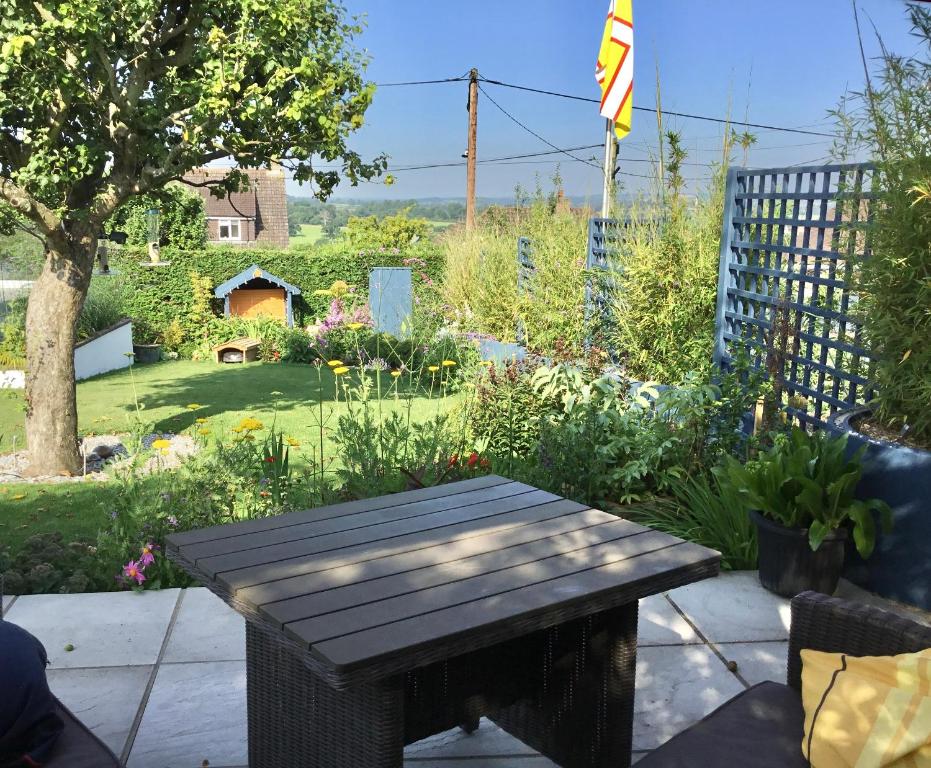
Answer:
[218,218,242,241]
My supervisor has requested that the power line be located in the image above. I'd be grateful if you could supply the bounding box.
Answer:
[374,75,469,87]
[477,84,604,170]
[476,76,837,138]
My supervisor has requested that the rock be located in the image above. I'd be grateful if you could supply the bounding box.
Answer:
[93,444,114,459]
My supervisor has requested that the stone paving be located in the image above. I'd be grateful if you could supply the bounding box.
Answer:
[1,571,799,767]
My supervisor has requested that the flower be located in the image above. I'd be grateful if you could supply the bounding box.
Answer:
[260,490,271,498]
[140,544,155,567]
[390,370,402,378]
[285,437,301,448]
[332,366,350,375]
[264,456,276,463]
[428,365,440,373]
[346,322,365,331]
[441,360,457,367]
[231,426,244,434]
[447,454,459,468]
[238,417,264,431]
[327,360,344,368]
[467,451,479,469]
[123,560,146,585]
[167,515,178,528]
[197,428,210,436]
[479,360,493,367]
[480,458,492,470]
[195,418,208,424]
[151,438,171,451]
[185,403,202,410]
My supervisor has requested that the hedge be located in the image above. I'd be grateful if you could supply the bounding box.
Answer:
[110,240,444,344]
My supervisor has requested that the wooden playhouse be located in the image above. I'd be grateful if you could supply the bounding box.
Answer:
[214,264,301,327]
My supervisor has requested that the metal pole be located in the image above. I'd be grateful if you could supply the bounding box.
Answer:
[601,118,615,218]
[465,68,479,230]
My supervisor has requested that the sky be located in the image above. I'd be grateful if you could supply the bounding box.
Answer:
[286,0,921,201]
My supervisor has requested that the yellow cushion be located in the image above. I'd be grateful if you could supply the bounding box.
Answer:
[801,647,931,767]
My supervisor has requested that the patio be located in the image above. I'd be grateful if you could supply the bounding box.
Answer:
[0,571,847,767]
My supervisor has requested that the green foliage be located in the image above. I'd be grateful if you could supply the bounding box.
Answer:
[443,180,589,357]
[0,230,43,278]
[0,532,95,594]
[75,278,127,340]
[344,211,430,250]
[834,5,931,444]
[608,132,733,383]
[720,427,892,557]
[108,185,207,249]
[625,474,758,571]
[109,239,444,345]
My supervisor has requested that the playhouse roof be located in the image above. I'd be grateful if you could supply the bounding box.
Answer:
[214,264,301,298]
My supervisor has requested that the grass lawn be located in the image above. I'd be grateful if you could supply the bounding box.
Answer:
[0,360,461,552]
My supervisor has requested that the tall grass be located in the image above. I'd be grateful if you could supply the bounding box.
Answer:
[76,277,128,340]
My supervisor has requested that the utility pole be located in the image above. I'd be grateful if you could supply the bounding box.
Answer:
[600,118,616,218]
[465,68,479,230]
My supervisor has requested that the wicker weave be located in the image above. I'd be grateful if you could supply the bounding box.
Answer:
[787,591,931,692]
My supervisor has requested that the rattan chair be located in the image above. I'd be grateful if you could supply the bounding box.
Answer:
[638,591,931,767]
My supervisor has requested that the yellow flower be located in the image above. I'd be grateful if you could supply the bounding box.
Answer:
[185,403,202,410]
[346,322,364,331]
[238,417,264,431]
[11,493,26,501]
[198,428,211,436]
[479,360,493,367]
[152,438,171,450]
[195,418,208,424]
[333,366,350,375]
[327,360,344,368]
[285,437,301,448]
[428,365,440,373]
[390,370,402,378]
[442,360,456,367]
[231,426,244,434]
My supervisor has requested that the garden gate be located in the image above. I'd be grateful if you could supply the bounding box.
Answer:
[713,163,876,428]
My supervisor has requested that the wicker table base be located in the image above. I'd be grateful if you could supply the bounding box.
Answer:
[245,602,637,768]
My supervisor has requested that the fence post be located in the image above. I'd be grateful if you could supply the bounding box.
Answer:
[713,166,740,369]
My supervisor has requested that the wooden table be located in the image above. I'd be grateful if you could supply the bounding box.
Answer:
[166,475,720,768]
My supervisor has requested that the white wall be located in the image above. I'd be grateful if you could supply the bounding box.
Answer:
[0,370,25,389]
[74,320,134,381]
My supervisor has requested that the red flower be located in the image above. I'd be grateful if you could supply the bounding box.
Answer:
[467,451,479,469]
[260,490,271,498]
[447,454,459,468]
[264,456,276,463]
[479,458,491,469]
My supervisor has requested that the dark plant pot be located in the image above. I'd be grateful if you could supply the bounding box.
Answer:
[826,407,931,610]
[133,344,161,364]
[750,510,847,598]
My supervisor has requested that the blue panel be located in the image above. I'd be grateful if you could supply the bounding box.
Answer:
[369,267,412,338]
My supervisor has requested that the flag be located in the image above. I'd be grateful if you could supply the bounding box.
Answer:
[595,0,634,140]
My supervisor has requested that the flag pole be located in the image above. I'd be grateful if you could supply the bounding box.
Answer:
[601,118,615,218]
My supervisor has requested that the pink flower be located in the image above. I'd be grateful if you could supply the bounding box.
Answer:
[140,544,155,567]
[123,560,146,585]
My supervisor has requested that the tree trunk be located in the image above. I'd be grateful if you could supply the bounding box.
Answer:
[24,230,96,476]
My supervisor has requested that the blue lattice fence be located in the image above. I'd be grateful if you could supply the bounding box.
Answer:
[713,163,876,428]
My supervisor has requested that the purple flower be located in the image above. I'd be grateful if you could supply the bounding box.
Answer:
[140,544,156,567]
[123,560,146,585]
[109,510,118,520]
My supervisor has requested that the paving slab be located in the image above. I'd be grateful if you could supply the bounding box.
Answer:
[162,587,245,663]
[1,594,14,616]
[638,594,700,646]
[665,571,791,643]
[128,660,247,768]
[47,665,152,756]
[405,719,554,763]
[5,589,180,668]
[633,644,745,751]
[716,641,789,687]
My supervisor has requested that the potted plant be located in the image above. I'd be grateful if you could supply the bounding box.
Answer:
[721,428,891,598]
[827,4,931,607]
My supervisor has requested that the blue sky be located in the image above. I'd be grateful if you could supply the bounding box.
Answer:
[288,0,919,200]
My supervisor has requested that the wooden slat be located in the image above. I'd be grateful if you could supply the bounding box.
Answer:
[205,491,569,589]
[236,503,598,605]
[281,528,666,642]
[312,540,716,669]
[180,481,534,562]
[261,516,642,628]
[166,474,510,549]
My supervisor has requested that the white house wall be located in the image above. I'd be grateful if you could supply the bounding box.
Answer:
[74,321,134,381]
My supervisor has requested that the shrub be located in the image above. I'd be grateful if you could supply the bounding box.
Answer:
[608,131,733,383]
[76,277,128,340]
[108,184,207,249]
[0,533,96,594]
[835,5,931,445]
[344,211,430,250]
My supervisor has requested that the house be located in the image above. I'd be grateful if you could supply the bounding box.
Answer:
[214,264,301,327]
[183,167,289,247]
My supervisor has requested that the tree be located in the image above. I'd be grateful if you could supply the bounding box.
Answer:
[109,184,208,249]
[0,0,384,474]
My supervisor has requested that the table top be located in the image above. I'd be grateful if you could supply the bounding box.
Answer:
[166,475,719,680]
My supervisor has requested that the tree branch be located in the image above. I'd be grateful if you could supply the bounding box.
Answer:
[0,179,60,234]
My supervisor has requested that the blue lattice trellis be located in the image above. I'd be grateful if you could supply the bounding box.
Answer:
[714,163,876,428]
